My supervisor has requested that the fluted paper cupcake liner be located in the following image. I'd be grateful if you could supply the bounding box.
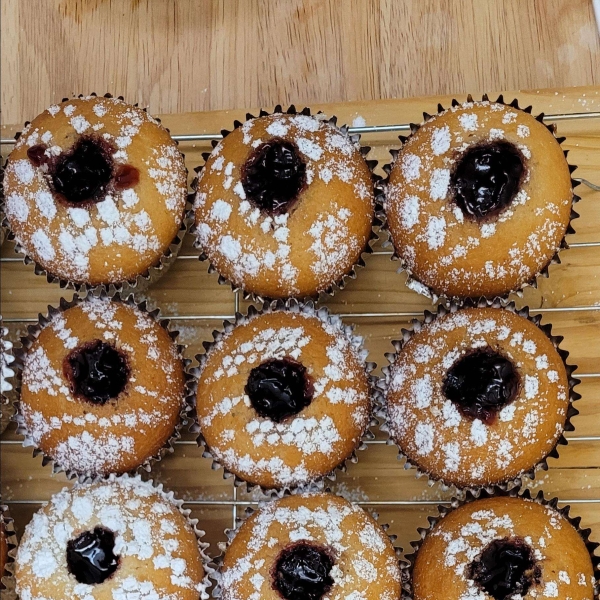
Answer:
[191,298,378,499]
[0,502,18,599]
[379,93,581,303]
[209,494,404,598]
[189,104,381,304]
[12,289,195,483]
[377,297,581,499]
[402,487,600,600]
[0,92,189,296]
[1,319,16,434]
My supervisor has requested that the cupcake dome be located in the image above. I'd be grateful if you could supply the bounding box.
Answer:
[193,110,375,299]
[385,99,574,298]
[15,476,206,600]
[220,492,401,600]
[3,95,187,287]
[385,306,572,488]
[411,496,596,600]
[196,305,372,490]
[17,295,186,477]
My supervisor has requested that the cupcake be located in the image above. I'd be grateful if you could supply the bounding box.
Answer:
[1,318,15,433]
[384,96,577,299]
[2,94,187,290]
[14,475,208,600]
[192,108,376,299]
[384,304,577,489]
[195,302,373,492]
[218,492,401,600]
[16,294,188,479]
[410,494,598,600]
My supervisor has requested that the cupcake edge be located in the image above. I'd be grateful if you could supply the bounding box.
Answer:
[191,298,378,499]
[0,502,18,599]
[376,297,581,497]
[0,92,190,295]
[209,492,405,599]
[12,288,195,482]
[189,104,381,303]
[402,487,600,600]
[378,93,581,303]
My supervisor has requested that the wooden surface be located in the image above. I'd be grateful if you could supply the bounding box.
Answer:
[1,87,599,574]
[2,0,600,126]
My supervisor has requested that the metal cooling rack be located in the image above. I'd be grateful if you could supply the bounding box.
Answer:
[1,110,600,526]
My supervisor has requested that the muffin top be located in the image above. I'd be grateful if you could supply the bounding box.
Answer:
[193,112,375,298]
[15,476,205,600]
[386,306,571,488]
[3,96,187,286]
[196,308,372,490]
[385,100,573,298]
[412,496,596,600]
[221,492,401,600]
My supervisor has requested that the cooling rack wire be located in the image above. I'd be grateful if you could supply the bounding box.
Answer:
[1,110,599,532]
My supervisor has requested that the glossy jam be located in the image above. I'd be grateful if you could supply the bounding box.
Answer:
[241,138,307,215]
[114,164,140,190]
[443,349,519,424]
[273,543,334,600]
[65,340,129,405]
[27,144,49,167]
[245,358,313,423]
[451,141,525,220]
[469,537,540,600]
[52,137,113,204]
[66,527,119,585]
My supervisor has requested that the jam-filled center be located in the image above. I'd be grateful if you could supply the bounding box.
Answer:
[52,137,114,204]
[245,358,313,423]
[65,340,129,405]
[241,137,307,215]
[443,349,519,424]
[468,537,540,600]
[66,526,120,585]
[451,141,525,220]
[273,542,334,600]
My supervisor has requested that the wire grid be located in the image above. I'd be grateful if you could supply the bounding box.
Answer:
[1,111,600,525]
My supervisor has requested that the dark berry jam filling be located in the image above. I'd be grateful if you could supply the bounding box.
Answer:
[245,358,313,423]
[451,141,525,220]
[468,537,540,600]
[114,164,140,191]
[52,137,114,204]
[27,144,49,167]
[66,526,120,585]
[64,340,129,405]
[241,137,307,215]
[273,543,334,600]
[443,349,519,424]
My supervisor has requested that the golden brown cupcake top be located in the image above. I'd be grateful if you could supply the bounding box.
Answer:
[19,297,185,476]
[221,492,401,600]
[193,112,374,298]
[413,496,595,600]
[385,100,573,298]
[386,307,570,488]
[3,96,187,286]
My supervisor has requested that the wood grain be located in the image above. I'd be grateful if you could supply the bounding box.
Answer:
[1,87,599,577]
[1,0,600,125]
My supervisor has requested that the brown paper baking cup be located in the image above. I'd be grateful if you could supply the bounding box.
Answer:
[191,298,377,499]
[209,493,404,599]
[0,92,189,296]
[189,104,381,304]
[0,502,18,599]
[12,289,194,483]
[1,319,16,434]
[377,298,580,499]
[379,93,581,303]
[403,487,600,600]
